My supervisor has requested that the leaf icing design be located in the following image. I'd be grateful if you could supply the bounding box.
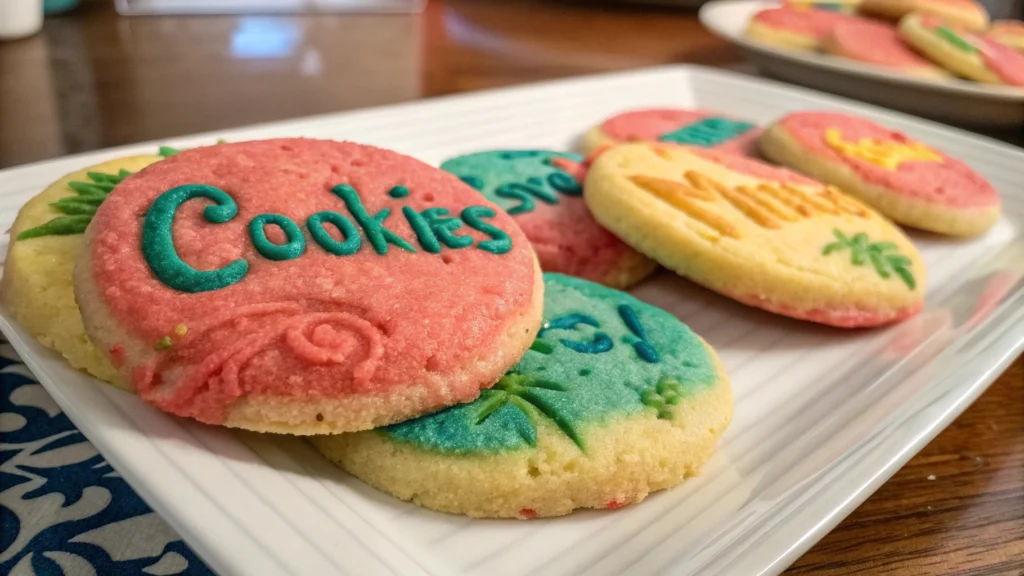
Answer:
[473,372,584,450]
[17,169,133,240]
[823,229,916,290]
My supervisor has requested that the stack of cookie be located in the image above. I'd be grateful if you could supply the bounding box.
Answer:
[1,137,732,520]
[744,0,1024,87]
[1,105,1000,519]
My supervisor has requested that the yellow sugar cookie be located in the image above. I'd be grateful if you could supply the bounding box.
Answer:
[2,155,164,389]
[898,13,1024,86]
[583,144,927,327]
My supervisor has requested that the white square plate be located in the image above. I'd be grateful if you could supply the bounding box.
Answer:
[700,0,1024,126]
[1,65,1022,576]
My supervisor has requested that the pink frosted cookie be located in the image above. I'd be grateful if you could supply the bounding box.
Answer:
[744,7,854,51]
[440,150,656,289]
[74,138,544,434]
[823,18,948,78]
[580,109,762,156]
[760,111,1001,236]
[899,13,1024,86]
[987,20,1024,52]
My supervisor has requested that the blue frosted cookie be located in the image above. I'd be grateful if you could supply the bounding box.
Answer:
[311,273,732,518]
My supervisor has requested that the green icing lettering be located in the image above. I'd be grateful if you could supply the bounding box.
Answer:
[495,183,558,215]
[539,313,613,354]
[618,304,659,363]
[459,176,484,190]
[439,150,584,216]
[142,184,249,293]
[402,206,441,253]
[659,117,755,147]
[546,171,582,196]
[249,213,306,261]
[307,211,361,255]
[461,206,512,254]
[389,185,410,198]
[823,229,915,290]
[381,273,720,454]
[331,184,415,255]
[423,207,473,249]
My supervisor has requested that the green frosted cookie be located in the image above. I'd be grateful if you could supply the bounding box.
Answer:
[311,273,732,518]
[439,150,656,289]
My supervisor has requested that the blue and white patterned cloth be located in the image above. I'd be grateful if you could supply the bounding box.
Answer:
[0,341,213,575]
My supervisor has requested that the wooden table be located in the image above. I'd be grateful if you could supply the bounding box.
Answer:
[1,0,1022,573]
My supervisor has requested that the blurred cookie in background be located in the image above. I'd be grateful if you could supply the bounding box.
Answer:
[860,0,990,31]
[823,18,949,78]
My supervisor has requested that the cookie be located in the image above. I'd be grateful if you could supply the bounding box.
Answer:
[580,109,761,156]
[898,13,1024,85]
[759,111,1000,236]
[861,0,989,31]
[823,18,949,78]
[74,138,544,434]
[987,20,1024,52]
[1,155,165,389]
[744,7,853,51]
[439,150,656,289]
[583,143,927,327]
[311,273,732,519]
[783,0,862,14]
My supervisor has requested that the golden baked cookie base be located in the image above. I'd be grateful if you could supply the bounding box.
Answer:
[311,346,732,519]
[1,155,164,391]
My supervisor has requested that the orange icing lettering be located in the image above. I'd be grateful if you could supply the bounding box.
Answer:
[629,171,871,239]
[824,128,942,170]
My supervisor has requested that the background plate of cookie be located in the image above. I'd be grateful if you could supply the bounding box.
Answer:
[700,0,1024,126]
[1,65,1023,575]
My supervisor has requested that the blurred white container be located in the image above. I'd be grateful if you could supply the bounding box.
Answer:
[114,0,425,15]
[0,0,43,40]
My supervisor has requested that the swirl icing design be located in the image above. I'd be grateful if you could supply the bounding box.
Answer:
[382,274,719,454]
[136,303,386,422]
[85,139,537,425]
